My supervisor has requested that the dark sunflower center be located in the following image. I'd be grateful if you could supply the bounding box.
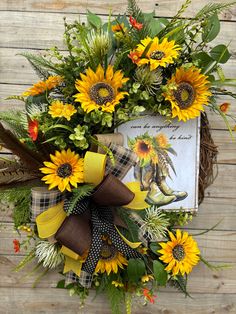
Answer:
[150,50,165,60]
[57,163,72,178]
[139,142,150,153]
[89,82,115,105]
[173,82,195,109]
[172,244,185,261]
[100,243,117,261]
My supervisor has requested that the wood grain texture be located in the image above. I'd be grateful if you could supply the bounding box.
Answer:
[1,0,236,21]
[1,11,236,51]
[0,1,236,313]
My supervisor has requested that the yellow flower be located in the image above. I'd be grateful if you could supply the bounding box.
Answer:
[141,274,154,283]
[164,66,212,122]
[49,101,77,121]
[112,23,127,33]
[135,37,181,70]
[74,64,129,113]
[94,240,128,275]
[23,76,63,96]
[158,229,200,276]
[40,149,84,192]
[133,138,156,163]
[112,280,124,288]
[156,133,168,148]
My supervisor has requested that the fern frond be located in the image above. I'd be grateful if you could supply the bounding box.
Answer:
[0,110,28,138]
[66,184,94,216]
[27,58,50,80]
[171,275,192,298]
[18,52,63,76]
[106,280,125,314]
[195,1,236,20]
[170,0,192,24]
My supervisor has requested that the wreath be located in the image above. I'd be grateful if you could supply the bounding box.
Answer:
[0,1,235,313]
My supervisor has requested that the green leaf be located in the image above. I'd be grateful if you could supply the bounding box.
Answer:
[149,242,161,255]
[192,52,213,67]
[56,279,65,288]
[153,260,168,286]
[87,11,102,29]
[210,44,231,64]
[127,258,146,283]
[202,14,220,43]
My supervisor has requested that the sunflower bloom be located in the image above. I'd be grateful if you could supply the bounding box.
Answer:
[74,64,129,113]
[158,229,200,276]
[49,101,77,121]
[133,138,156,163]
[164,66,212,122]
[40,149,84,192]
[135,37,181,70]
[112,23,127,33]
[156,133,168,148]
[95,239,128,275]
[23,76,63,96]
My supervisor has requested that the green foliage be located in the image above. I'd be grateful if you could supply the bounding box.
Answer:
[116,208,140,242]
[164,211,193,227]
[0,187,31,228]
[153,260,168,286]
[66,184,94,216]
[127,0,142,19]
[127,258,146,283]
[202,14,220,43]
[87,11,102,29]
[106,281,125,314]
[210,44,231,64]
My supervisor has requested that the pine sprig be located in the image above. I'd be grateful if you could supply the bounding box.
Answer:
[66,184,94,216]
[0,187,31,227]
[195,1,236,20]
[106,280,125,314]
[126,0,142,19]
[171,275,192,298]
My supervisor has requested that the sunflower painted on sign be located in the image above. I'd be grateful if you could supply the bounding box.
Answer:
[134,37,181,70]
[40,149,84,192]
[74,64,129,113]
[95,238,128,275]
[128,133,157,166]
[164,66,212,122]
[158,229,200,276]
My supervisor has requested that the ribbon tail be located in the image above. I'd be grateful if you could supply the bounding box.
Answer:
[114,225,142,249]
[63,256,83,277]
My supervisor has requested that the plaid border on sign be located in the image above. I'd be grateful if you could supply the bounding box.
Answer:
[105,143,138,180]
[31,187,65,221]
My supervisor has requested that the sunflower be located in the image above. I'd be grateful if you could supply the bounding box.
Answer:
[164,66,212,122]
[155,133,168,148]
[158,229,200,276]
[40,149,84,192]
[94,239,128,275]
[133,138,157,164]
[23,76,63,96]
[135,37,181,70]
[74,64,129,113]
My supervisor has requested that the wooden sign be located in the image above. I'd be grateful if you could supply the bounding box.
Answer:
[117,115,200,211]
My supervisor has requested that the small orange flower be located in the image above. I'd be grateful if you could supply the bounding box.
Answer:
[28,119,39,141]
[13,239,20,253]
[233,125,236,132]
[156,133,168,148]
[112,23,127,33]
[143,288,157,304]
[128,51,140,64]
[129,16,143,30]
[219,102,230,113]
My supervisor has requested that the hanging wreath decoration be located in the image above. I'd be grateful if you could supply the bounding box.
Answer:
[0,1,235,313]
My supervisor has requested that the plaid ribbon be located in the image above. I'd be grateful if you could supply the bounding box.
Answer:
[105,143,138,180]
[31,187,65,221]
[65,270,93,289]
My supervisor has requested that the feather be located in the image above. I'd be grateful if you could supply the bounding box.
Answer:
[162,150,177,176]
[0,122,43,170]
[0,158,41,188]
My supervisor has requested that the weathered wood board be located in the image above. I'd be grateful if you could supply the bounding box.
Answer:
[0,0,236,313]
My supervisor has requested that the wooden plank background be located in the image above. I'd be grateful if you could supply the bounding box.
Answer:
[0,1,236,313]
